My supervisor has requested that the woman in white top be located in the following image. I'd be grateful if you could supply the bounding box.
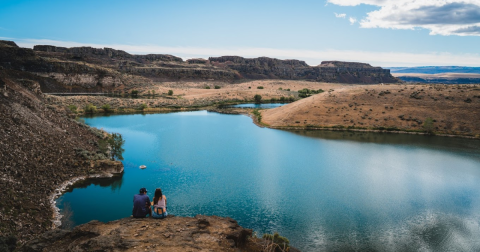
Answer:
[151,188,167,219]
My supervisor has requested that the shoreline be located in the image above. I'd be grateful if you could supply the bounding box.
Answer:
[49,164,124,229]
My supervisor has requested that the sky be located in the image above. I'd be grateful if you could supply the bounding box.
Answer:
[1,0,480,67]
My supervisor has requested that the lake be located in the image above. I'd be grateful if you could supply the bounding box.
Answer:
[226,103,289,108]
[57,111,480,251]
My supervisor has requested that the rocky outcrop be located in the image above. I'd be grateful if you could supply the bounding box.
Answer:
[34,45,184,63]
[209,56,399,83]
[20,215,268,252]
[0,69,124,242]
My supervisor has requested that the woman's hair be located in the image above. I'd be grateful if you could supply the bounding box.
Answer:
[154,188,163,205]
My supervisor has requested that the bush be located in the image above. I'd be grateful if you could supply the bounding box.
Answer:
[131,90,139,98]
[254,94,262,103]
[138,103,147,110]
[67,104,77,114]
[298,88,324,98]
[423,117,435,134]
[257,86,264,89]
[101,104,112,113]
[84,104,97,114]
[270,97,277,103]
[214,85,221,89]
[278,87,283,90]
[98,133,125,161]
[252,109,262,123]
[168,90,173,96]
[205,86,211,89]
[263,232,289,252]
[279,96,286,102]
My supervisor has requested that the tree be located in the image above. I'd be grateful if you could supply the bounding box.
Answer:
[168,90,173,96]
[139,103,147,110]
[254,94,262,103]
[131,90,139,98]
[423,117,435,134]
[108,133,125,161]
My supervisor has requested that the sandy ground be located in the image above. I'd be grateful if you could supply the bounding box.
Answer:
[262,83,480,137]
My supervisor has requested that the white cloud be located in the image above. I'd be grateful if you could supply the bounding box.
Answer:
[11,38,480,67]
[334,12,347,18]
[349,17,357,24]
[328,0,480,36]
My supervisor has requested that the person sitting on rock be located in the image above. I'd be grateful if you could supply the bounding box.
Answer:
[132,188,151,218]
[151,188,167,219]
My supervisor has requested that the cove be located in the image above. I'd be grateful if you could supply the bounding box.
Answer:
[57,111,480,251]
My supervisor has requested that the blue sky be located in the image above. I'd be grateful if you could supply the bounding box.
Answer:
[1,0,480,67]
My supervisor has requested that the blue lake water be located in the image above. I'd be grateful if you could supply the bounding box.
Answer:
[57,111,480,251]
[227,103,289,108]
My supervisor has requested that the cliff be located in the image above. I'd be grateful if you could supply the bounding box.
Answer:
[0,67,124,243]
[209,56,399,83]
[0,40,400,94]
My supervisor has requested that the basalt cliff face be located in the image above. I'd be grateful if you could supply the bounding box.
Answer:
[209,56,398,83]
[0,40,398,93]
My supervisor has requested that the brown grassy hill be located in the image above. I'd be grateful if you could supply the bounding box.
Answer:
[262,84,480,137]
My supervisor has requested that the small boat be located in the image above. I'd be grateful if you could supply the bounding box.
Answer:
[139,165,147,169]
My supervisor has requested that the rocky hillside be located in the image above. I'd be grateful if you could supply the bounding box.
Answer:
[1,40,399,94]
[20,215,288,252]
[0,67,124,244]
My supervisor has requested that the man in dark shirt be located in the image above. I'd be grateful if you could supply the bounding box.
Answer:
[132,188,151,218]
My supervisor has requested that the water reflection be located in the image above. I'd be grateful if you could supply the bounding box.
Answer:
[64,174,124,193]
[290,130,480,160]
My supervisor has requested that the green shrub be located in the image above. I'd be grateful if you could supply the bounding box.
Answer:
[101,104,112,113]
[423,117,435,134]
[279,96,286,102]
[138,103,147,110]
[270,97,277,103]
[263,232,289,251]
[168,90,173,96]
[252,109,262,123]
[278,87,283,90]
[67,104,77,114]
[214,85,221,89]
[84,104,97,114]
[257,86,264,89]
[205,86,211,89]
[131,90,139,98]
[254,94,262,103]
